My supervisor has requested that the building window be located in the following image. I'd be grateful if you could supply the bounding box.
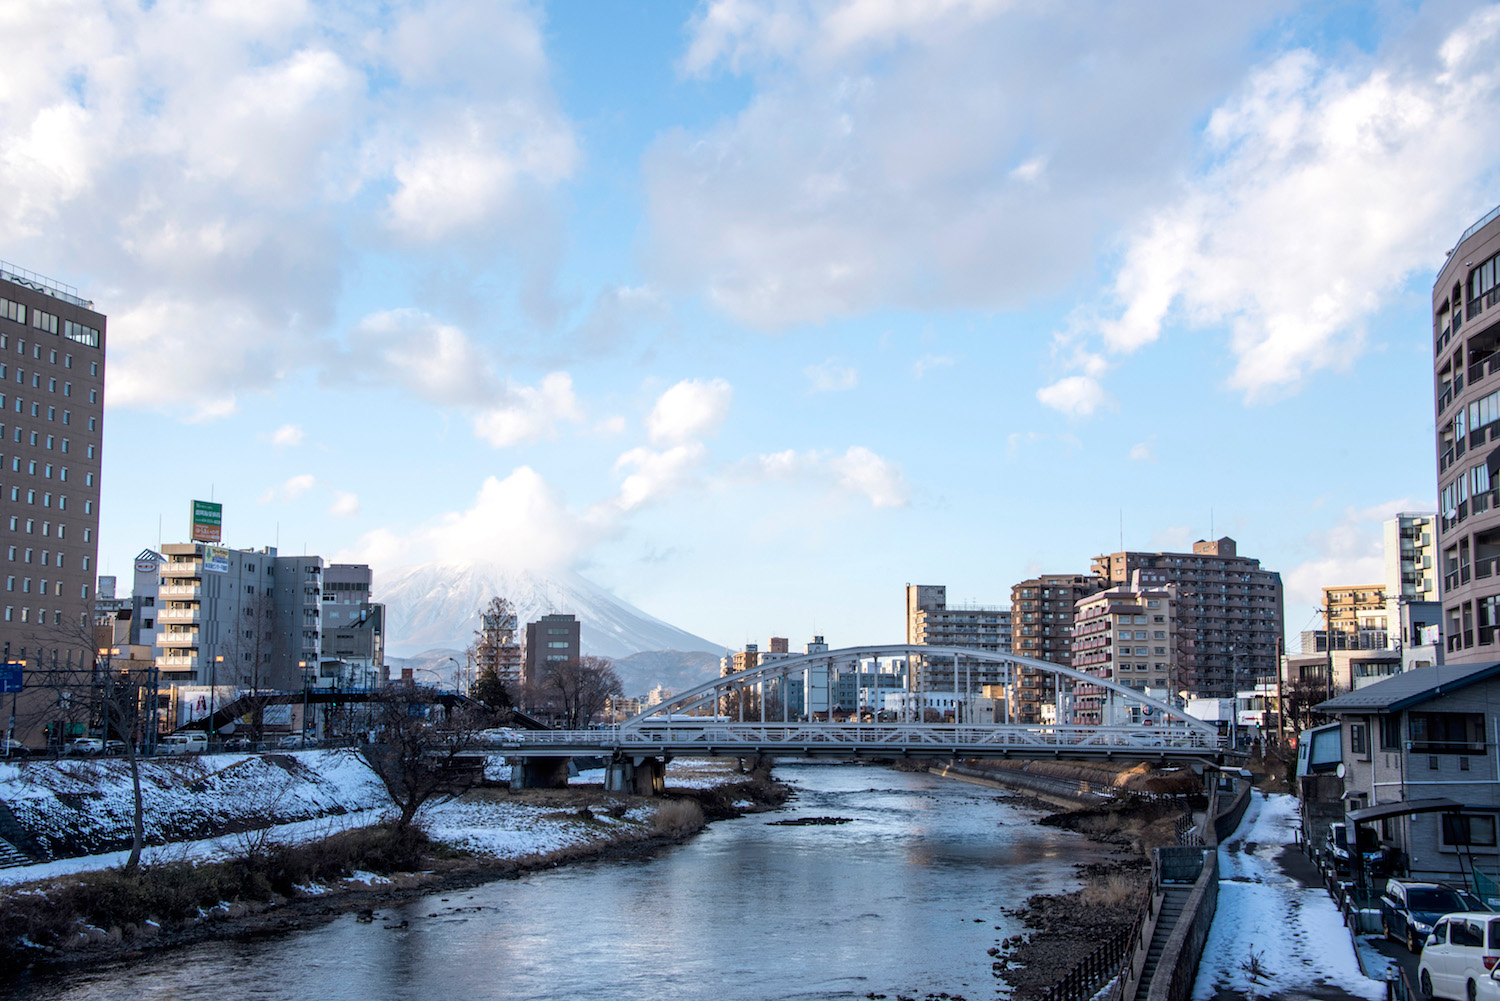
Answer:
[1410,712,1486,753]
[1442,814,1499,848]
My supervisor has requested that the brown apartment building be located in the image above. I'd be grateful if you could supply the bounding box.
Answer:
[1010,574,1101,723]
[1435,204,1500,663]
[0,264,106,746]
[1091,538,1283,699]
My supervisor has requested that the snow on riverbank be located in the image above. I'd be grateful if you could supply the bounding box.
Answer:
[0,750,386,857]
[1193,791,1383,1001]
[0,752,751,887]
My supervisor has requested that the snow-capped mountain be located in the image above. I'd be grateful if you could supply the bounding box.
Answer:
[376,562,726,660]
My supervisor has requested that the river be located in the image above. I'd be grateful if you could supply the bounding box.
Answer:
[10,763,1112,1001]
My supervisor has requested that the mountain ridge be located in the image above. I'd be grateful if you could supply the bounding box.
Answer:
[376,561,726,661]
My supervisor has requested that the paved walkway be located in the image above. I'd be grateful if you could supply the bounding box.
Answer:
[1193,791,1385,1001]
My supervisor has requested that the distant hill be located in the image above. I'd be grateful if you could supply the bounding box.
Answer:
[612,650,723,699]
[388,647,724,701]
[377,561,725,661]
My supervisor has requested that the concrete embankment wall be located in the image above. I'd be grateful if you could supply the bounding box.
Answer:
[1146,780,1251,1001]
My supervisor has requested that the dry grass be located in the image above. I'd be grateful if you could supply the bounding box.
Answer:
[1079,873,1146,909]
[650,799,705,837]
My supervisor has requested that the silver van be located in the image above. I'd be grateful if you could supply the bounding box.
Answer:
[160,733,207,755]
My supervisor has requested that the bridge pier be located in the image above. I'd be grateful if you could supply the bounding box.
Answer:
[605,755,666,796]
[509,756,571,790]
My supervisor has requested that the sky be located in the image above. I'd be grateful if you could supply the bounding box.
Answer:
[4,0,1500,653]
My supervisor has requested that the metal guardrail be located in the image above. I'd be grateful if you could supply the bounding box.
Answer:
[480,723,1229,758]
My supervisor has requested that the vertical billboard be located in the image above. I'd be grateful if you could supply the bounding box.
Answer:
[190,500,222,543]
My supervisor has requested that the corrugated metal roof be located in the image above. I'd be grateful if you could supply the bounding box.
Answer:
[1317,661,1500,713]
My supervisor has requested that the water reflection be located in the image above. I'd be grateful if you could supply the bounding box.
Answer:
[11,763,1111,1001]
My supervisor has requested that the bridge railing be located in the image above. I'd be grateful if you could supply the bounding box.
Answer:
[479,723,1226,751]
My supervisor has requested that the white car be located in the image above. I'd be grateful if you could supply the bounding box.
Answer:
[1419,912,1500,1000]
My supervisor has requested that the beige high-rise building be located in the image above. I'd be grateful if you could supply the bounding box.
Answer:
[1072,578,1180,724]
[1433,207,1500,663]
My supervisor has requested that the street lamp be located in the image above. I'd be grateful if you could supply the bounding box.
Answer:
[447,656,463,696]
[299,660,309,749]
[211,654,223,748]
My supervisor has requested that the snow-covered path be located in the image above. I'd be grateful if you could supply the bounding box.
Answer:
[1192,792,1384,1000]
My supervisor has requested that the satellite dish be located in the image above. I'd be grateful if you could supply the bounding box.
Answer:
[1336,763,1347,778]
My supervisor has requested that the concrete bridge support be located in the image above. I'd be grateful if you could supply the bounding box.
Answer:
[605,755,666,796]
[509,756,571,790]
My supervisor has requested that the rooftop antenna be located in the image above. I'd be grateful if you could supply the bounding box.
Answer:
[1119,509,1124,551]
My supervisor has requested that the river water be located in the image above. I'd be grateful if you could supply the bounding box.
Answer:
[11,763,1111,1001]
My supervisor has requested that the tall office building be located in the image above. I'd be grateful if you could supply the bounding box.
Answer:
[0,263,105,739]
[1434,206,1500,663]
[320,564,385,689]
[155,543,322,693]
[525,612,580,683]
[1091,538,1283,698]
[1383,513,1442,668]
[1071,577,1181,724]
[1009,574,1102,723]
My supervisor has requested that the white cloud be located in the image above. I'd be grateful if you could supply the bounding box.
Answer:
[804,358,858,393]
[913,354,954,379]
[1128,439,1156,462]
[260,473,317,503]
[613,443,708,511]
[472,372,584,447]
[0,0,577,419]
[1036,375,1107,417]
[745,444,909,508]
[1070,8,1500,401]
[344,468,602,571]
[1148,525,1195,552]
[830,445,908,508]
[329,491,360,518]
[332,310,586,448]
[650,1,1277,328]
[271,424,304,448]
[647,378,733,445]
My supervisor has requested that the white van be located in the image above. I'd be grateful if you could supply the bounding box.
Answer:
[159,733,207,755]
[1419,912,1500,1000]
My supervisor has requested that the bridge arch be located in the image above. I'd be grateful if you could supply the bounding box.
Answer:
[620,644,1216,738]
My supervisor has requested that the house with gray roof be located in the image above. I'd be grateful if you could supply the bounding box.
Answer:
[1318,661,1500,883]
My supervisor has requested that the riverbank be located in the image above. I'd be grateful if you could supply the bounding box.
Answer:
[0,757,787,973]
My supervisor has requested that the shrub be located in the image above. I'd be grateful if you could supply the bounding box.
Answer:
[651,799,705,837]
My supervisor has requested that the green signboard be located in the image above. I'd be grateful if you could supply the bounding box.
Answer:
[191,500,222,543]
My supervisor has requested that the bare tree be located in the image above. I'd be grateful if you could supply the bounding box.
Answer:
[538,656,622,729]
[24,617,151,871]
[360,685,489,831]
[219,589,281,744]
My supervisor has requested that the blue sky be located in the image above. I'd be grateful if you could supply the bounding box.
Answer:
[4,0,1499,651]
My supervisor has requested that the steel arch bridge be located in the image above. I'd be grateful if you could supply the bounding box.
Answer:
[486,645,1232,767]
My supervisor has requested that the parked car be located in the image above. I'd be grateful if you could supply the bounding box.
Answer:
[159,733,207,755]
[1419,912,1500,1000]
[103,740,126,756]
[276,734,316,749]
[1384,880,1474,953]
[1325,821,1384,875]
[1,738,29,759]
[64,737,104,755]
